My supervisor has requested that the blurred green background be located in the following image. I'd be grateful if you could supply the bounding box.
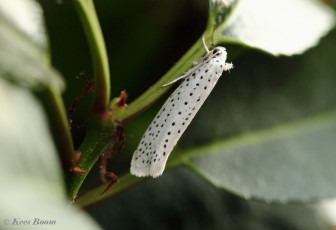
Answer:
[37,0,336,229]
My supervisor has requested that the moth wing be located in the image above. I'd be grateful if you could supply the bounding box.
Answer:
[131,50,228,178]
[148,58,225,177]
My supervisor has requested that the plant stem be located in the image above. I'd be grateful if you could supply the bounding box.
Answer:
[72,0,110,113]
[66,115,116,200]
[75,156,182,208]
[75,173,144,208]
[66,0,113,200]
[121,36,210,123]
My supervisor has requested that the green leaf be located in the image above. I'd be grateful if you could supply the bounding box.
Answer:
[0,1,99,228]
[0,1,64,91]
[86,169,333,230]
[0,0,48,51]
[186,110,336,202]
[0,78,101,229]
[212,0,335,55]
[170,27,336,203]
[0,1,75,189]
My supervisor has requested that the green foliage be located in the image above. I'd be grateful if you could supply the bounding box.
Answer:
[0,1,100,228]
[1,0,336,229]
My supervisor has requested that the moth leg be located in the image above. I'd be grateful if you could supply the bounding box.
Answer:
[162,73,189,87]
[162,35,211,87]
[202,34,210,54]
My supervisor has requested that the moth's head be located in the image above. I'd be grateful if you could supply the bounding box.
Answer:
[211,46,227,61]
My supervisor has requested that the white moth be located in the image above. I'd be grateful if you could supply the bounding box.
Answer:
[130,36,233,178]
